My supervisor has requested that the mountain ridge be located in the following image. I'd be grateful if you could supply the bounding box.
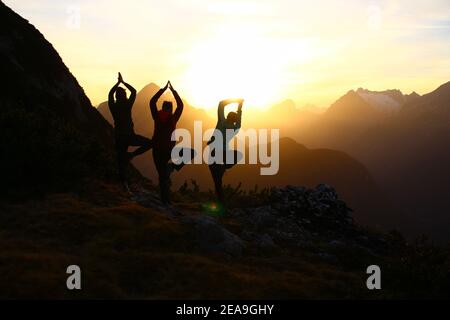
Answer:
[0,1,121,194]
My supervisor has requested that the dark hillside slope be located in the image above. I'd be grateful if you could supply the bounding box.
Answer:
[0,2,118,194]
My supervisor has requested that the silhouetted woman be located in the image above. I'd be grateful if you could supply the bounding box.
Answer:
[108,72,152,191]
[208,98,244,204]
[150,81,192,204]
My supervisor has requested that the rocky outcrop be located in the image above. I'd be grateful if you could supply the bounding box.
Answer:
[233,184,353,244]
[181,215,246,257]
[133,183,386,260]
[230,184,388,258]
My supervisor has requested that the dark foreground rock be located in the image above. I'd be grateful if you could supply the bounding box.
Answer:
[134,184,388,260]
[230,184,388,257]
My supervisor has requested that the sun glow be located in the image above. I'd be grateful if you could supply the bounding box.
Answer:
[5,0,448,108]
[181,26,287,111]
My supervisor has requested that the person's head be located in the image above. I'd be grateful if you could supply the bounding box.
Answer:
[115,87,127,102]
[226,111,238,125]
[162,101,173,114]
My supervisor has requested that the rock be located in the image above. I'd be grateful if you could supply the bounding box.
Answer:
[246,207,278,228]
[313,184,339,202]
[226,184,354,249]
[240,230,257,241]
[328,240,345,248]
[317,252,338,264]
[181,215,245,257]
[133,191,182,217]
[269,184,352,224]
[296,239,313,248]
[256,234,277,249]
[230,208,245,217]
[356,236,369,242]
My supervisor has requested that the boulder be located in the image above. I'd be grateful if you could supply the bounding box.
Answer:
[181,215,246,257]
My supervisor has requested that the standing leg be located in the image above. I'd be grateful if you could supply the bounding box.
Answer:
[115,135,130,187]
[209,164,225,204]
[154,149,171,205]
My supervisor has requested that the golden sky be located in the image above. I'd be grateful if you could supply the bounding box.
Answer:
[5,0,450,110]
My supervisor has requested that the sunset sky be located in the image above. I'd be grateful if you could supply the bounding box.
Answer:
[5,0,450,110]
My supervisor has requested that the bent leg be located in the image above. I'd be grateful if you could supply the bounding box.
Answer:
[170,147,197,172]
[129,134,152,158]
[225,150,242,169]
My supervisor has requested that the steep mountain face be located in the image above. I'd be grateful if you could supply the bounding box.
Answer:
[297,82,450,241]
[0,2,112,137]
[326,90,383,119]
[354,82,450,241]
[301,88,422,152]
[300,90,389,153]
[0,2,116,194]
[356,88,403,113]
[401,81,450,118]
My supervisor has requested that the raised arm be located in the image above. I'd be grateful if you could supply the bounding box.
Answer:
[217,98,243,122]
[235,99,244,130]
[170,82,184,121]
[150,82,169,120]
[122,81,137,106]
[108,81,120,106]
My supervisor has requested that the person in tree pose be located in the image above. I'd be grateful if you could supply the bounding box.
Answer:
[108,72,152,190]
[208,98,244,204]
[149,81,194,204]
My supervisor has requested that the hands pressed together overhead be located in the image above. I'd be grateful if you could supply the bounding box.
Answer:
[115,73,242,114]
[163,80,178,94]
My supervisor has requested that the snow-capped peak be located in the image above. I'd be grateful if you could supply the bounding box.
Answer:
[356,88,403,113]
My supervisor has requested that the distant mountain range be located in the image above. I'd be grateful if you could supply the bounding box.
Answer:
[354,82,450,241]
[300,82,450,241]
[356,88,420,113]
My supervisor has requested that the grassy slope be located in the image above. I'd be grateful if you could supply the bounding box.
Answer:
[0,181,448,299]
[0,181,363,299]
